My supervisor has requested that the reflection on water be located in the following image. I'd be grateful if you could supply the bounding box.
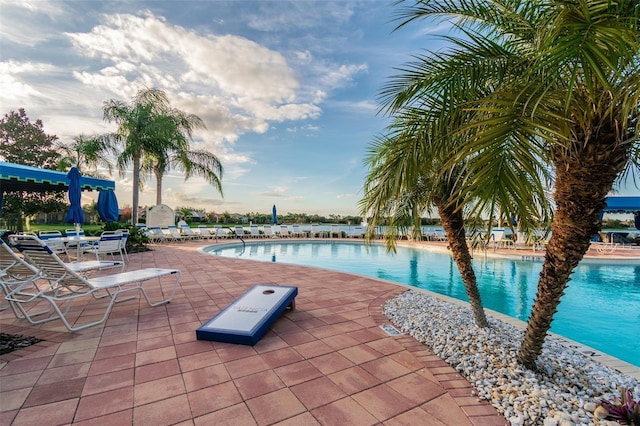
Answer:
[206,241,640,366]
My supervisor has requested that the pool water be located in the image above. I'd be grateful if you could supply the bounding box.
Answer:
[205,241,640,367]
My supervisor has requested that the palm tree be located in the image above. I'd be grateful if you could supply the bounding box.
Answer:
[142,111,223,205]
[57,134,118,178]
[387,0,639,369]
[361,121,491,327]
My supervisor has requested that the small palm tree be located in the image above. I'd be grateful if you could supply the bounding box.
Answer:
[361,123,490,327]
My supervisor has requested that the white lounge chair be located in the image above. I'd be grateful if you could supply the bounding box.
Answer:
[81,231,125,268]
[330,225,342,238]
[250,225,262,238]
[180,224,201,240]
[38,230,70,261]
[349,226,365,238]
[197,225,215,240]
[311,224,328,238]
[8,235,181,331]
[263,225,274,238]
[233,226,247,239]
[279,225,290,238]
[146,226,169,243]
[167,225,187,242]
[291,225,305,238]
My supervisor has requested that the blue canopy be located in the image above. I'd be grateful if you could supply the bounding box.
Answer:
[272,205,277,225]
[97,189,119,222]
[0,162,114,192]
[603,196,640,212]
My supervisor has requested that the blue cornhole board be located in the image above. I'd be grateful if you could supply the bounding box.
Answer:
[196,284,298,345]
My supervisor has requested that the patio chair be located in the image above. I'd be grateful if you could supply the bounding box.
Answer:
[291,225,305,238]
[330,225,342,238]
[214,226,229,239]
[233,226,247,239]
[311,224,328,238]
[81,231,126,268]
[117,229,130,262]
[146,226,169,243]
[349,226,365,238]
[250,225,263,238]
[1,238,42,316]
[263,225,274,238]
[167,225,187,242]
[197,225,215,240]
[38,230,70,261]
[8,234,181,331]
[179,224,201,240]
[279,225,290,238]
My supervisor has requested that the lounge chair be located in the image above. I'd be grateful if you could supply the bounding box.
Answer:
[311,224,328,238]
[179,224,201,240]
[8,235,181,331]
[146,226,169,243]
[214,226,229,239]
[279,225,290,238]
[38,230,70,261]
[291,225,305,238]
[349,226,365,238]
[81,231,126,268]
[117,229,130,262]
[2,237,123,323]
[197,225,216,240]
[489,229,514,250]
[233,226,247,239]
[330,225,342,238]
[167,225,187,242]
[250,225,263,238]
[263,225,274,238]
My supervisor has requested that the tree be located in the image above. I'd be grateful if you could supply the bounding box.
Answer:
[360,105,512,328]
[141,111,223,205]
[388,0,639,369]
[57,134,118,178]
[103,88,174,225]
[0,109,67,230]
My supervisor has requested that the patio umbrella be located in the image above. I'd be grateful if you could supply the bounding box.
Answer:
[97,189,119,222]
[272,205,277,225]
[64,166,84,226]
[635,212,640,230]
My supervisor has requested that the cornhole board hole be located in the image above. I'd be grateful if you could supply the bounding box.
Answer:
[196,284,298,345]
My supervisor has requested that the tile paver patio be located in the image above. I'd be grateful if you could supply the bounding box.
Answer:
[0,240,507,425]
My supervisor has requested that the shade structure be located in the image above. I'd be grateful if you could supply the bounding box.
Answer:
[64,167,84,225]
[97,189,119,222]
[635,213,640,231]
[0,161,114,192]
[272,205,277,225]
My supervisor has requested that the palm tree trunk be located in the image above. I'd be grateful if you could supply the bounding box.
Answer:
[132,156,141,225]
[438,202,489,328]
[155,167,163,205]
[517,131,628,369]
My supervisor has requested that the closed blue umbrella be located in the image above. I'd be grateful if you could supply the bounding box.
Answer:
[272,205,277,225]
[97,189,119,222]
[64,167,84,225]
[635,212,640,230]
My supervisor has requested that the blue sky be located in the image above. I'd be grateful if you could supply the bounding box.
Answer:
[1,0,637,218]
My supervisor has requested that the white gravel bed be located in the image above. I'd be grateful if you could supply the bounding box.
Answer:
[383,290,639,426]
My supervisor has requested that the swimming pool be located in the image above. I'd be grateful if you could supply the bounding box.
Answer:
[204,241,640,367]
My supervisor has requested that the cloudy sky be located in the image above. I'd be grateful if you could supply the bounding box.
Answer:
[2,1,637,218]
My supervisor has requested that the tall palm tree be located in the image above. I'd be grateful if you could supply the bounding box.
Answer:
[387,0,639,369]
[103,88,176,225]
[142,111,223,205]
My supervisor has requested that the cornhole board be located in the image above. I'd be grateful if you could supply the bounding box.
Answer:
[196,284,298,345]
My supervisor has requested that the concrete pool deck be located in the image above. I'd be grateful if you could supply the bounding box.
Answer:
[1,238,638,424]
